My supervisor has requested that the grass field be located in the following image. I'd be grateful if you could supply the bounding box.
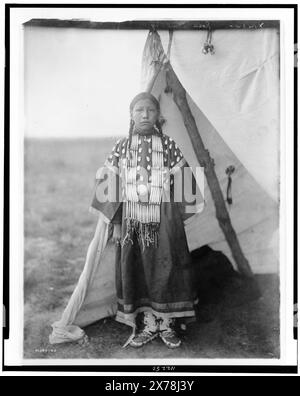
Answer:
[24,138,280,359]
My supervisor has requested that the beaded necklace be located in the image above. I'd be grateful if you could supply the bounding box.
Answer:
[122,131,164,249]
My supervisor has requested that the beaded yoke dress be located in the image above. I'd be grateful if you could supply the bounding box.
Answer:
[90,128,200,327]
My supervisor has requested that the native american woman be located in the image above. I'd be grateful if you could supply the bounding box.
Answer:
[90,92,202,348]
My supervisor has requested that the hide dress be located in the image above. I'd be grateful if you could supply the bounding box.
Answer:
[90,129,201,327]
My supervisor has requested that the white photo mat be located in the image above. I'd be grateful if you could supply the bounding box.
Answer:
[2,4,297,370]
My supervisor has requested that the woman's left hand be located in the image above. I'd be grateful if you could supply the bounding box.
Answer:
[111,223,121,243]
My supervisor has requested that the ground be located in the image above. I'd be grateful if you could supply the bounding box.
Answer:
[24,138,280,360]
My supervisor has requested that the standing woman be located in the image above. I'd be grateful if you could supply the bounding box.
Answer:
[90,92,200,348]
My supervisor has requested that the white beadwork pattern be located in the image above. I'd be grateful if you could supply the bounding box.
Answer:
[124,134,164,224]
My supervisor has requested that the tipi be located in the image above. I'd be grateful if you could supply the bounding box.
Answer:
[48,21,280,344]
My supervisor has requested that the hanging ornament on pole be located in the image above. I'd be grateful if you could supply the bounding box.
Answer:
[202,23,215,55]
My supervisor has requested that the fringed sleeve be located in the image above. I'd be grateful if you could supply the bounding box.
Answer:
[89,139,124,223]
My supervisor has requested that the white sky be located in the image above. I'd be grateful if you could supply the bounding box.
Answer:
[24,26,148,138]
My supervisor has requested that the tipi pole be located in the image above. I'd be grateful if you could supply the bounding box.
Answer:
[165,63,254,278]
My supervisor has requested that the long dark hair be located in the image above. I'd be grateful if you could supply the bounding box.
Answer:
[126,93,164,173]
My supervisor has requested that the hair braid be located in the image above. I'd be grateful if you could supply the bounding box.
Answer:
[128,119,134,137]
[155,120,163,135]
